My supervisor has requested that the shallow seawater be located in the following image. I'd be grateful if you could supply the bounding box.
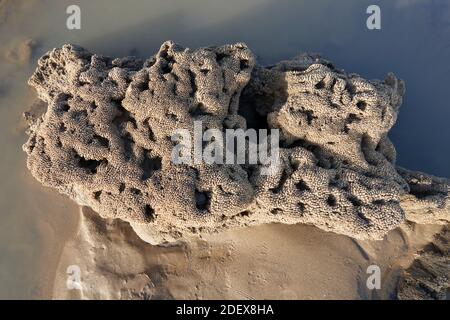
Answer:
[0,0,449,298]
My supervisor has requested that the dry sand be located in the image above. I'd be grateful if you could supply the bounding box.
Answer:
[52,206,443,299]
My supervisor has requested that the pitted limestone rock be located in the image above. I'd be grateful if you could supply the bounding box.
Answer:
[25,42,256,243]
[398,167,450,226]
[244,54,409,239]
[23,42,449,243]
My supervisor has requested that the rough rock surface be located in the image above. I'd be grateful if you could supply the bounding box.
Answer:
[397,226,450,300]
[23,42,450,243]
[398,167,450,226]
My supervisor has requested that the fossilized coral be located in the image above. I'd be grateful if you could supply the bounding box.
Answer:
[23,41,449,243]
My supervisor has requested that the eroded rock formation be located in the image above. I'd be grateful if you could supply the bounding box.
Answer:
[397,226,450,300]
[23,42,450,243]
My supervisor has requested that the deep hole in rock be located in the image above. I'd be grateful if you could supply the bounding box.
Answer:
[347,195,363,207]
[296,179,310,192]
[315,80,325,89]
[195,189,211,211]
[356,101,367,111]
[239,210,251,217]
[60,103,70,112]
[93,191,102,201]
[237,69,288,130]
[139,79,150,91]
[161,61,173,74]
[304,110,316,125]
[242,164,258,182]
[238,92,270,130]
[75,154,106,174]
[271,208,283,215]
[327,194,337,207]
[330,102,340,109]
[141,151,162,180]
[166,112,178,121]
[216,53,228,64]
[240,59,250,70]
[187,70,197,97]
[144,204,156,222]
